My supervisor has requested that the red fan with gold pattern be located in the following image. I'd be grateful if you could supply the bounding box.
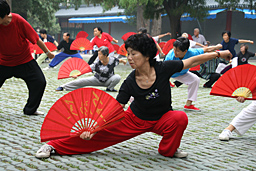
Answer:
[45,42,57,52]
[158,42,166,49]
[210,64,256,100]
[113,44,120,53]
[58,58,92,79]
[40,88,126,142]
[33,44,43,54]
[162,39,176,55]
[70,38,93,51]
[76,31,89,39]
[117,44,127,56]
[121,32,136,41]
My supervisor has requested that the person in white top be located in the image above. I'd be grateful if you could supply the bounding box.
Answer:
[182,33,205,48]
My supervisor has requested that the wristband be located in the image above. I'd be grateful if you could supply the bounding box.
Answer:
[215,51,220,58]
[45,51,50,55]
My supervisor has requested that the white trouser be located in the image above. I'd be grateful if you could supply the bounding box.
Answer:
[62,74,121,91]
[174,71,200,102]
[231,101,256,135]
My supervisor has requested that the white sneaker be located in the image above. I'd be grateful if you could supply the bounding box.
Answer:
[35,144,53,158]
[174,149,188,158]
[24,110,44,115]
[219,129,232,141]
[42,66,50,71]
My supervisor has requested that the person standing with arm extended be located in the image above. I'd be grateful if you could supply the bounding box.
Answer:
[88,27,118,65]
[0,0,54,115]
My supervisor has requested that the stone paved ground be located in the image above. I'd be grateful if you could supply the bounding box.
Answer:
[1,55,256,171]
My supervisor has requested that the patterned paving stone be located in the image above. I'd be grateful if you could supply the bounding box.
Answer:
[0,56,256,170]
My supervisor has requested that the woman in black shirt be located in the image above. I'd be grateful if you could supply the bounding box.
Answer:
[236,44,256,66]
[36,34,231,159]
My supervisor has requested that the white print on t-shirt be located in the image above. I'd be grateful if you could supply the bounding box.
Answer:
[145,89,159,100]
[241,57,246,62]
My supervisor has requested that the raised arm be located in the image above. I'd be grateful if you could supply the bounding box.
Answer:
[112,38,118,44]
[157,32,171,39]
[183,50,232,70]
[239,39,254,44]
[37,39,55,59]
[203,44,223,53]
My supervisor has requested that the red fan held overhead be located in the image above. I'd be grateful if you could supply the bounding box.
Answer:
[121,32,136,41]
[210,64,256,100]
[40,88,126,142]
[76,31,89,39]
[117,44,127,56]
[162,39,176,55]
[158,42,166,49]
[113,44,120,53]
[58,58,92,79]
[70,38,93,51]
[45,42,57,52]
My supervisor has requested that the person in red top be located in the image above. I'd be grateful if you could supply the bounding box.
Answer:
[88,27,118,64]
[0,0,54,115]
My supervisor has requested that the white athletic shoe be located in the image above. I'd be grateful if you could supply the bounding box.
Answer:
[219,129,232,141]
[35,144,53,158]
[42,66,50,71]
[174,149,188,158]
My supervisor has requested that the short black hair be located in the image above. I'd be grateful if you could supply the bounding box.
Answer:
[125,33,157,66]
[65,32,70,37]
[0,0,10,19]
[93,27,103,34]
[138,27,147,34]
[173,37,190,52]
[39,29,47,34]
[222,31,231,38]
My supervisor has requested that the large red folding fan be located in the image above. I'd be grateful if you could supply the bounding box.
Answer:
[121,32,136,41]
[33,44,43,54]
[162,39,176,55]
[58,58,92,79]
[40,88,126,142]
[45,42,57,52]
[210,64,256,100]
[70,38,93,51]
[117,44,127,56]
[113,44,120,53]
[76,31,89,39]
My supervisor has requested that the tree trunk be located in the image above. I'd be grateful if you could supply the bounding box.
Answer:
[6,0,11,11]
[169,15,181,39]
[136,4,150,33]
[151,14,162,38]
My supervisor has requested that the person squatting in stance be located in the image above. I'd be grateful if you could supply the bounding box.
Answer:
[43,32,83,70]
[56,46,126,92]
[35,33,231,159]
[219,97,256,141]
[0,0,54,115]
[164,37,222,111]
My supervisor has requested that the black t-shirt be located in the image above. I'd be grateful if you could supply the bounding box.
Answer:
[57,38,78,55]
[237,51,255,65]
[116,60,183,121]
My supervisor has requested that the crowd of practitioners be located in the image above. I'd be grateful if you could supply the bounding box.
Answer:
[1,0,256,161]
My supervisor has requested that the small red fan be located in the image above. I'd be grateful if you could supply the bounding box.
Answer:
[162,39,176,55]
[33,44,43,54]
[121,32,136,41]
[117,44,127,56]
[58,58,92,79]
[113,44,120,53]
[188,34,193,40]
[40,88,126,142]
[45,42,57,52]
[210,64,256,100]
[189,65,200,71]
[70,38,93,51]
[76,31,89,39]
